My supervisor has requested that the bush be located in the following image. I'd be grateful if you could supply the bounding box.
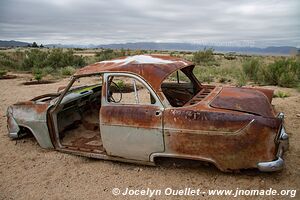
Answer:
[197,70,214,83]
[241,57,300,88]
[60,66,76,76]
[0,51,25,70]
[296,84,300,93]
[42,66,55,75]
[200,74,214,83]
[242,58,261,82]
[23,49,48,70]
[0,69,7,78]
[236,70,247,87]
[96,49,123,62]
[45,49,85,69]
[193,48,217,66]
[273,91,290,98]
[116,80,125,90]
[218,77,231,83]
[33,68,43,82]
[22,49,86,72]
[260,58,300,87]
[1,49,85,75]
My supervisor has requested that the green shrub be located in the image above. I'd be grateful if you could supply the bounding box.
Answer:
[0,51,25,70]
[96,49,123,62]
[33,68,43,82]
[193,66,216,83]
[60,66,76,76]
[260,58,299,87]
[236,70,247,87]
[242,58,261,82]
[23,49,48,70]
[22,49,86,72]
[116,80,125,90]
[273,91,290,98]
[200,74,214,83]
[218,77,231,83]
[296,84,300,93]
[42,66,55,75]
[196,70,214,83]
[193,48,217,66]
[0,69,7,78]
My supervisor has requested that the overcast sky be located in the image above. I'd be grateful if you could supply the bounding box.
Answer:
[0,0,299,47]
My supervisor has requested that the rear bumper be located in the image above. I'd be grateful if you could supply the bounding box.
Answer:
[257,113,289,172]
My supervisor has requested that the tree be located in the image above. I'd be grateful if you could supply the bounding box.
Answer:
[32,42,38,48]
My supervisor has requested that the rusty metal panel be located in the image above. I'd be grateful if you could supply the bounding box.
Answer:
[101,105,162,128]
[210,87,275,117]
[75,55,193,93]
[101,125,164,161]
[7,110,20,138]
[100,104,164,161]
[163,105,281,171]
[11,102,54,148]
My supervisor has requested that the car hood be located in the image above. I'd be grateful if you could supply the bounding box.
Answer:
[210,87,275,117]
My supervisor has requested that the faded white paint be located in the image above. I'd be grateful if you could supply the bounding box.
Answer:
[100,125,164,161]
[99,55,175,65]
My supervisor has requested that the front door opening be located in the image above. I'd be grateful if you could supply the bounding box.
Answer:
[56,75,104,153]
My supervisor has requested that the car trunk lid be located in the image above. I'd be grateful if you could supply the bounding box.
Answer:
[210,87,275,117]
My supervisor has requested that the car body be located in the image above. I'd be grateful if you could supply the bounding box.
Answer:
[7,55,289,172]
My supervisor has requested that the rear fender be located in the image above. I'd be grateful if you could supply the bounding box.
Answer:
[245,87,274,103]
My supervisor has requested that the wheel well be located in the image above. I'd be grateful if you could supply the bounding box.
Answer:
[18,126,34,139]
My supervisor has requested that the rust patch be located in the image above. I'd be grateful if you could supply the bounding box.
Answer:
[210,87,275,117]
[100,105,162,129]
[244,87,274,103]
[27,103,49,114]
[75,55,193,93]
[14,101,49,114]
[164,99,281,171]
[165,121,277,171]
[14,101,34,105]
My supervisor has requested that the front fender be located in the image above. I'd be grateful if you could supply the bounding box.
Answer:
[7,103,54,149]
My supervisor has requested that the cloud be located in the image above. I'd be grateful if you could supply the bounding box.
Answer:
[0,0,299,47]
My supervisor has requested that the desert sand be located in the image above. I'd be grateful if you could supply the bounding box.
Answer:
[0,74,299,200]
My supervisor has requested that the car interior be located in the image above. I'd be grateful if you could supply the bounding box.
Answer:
[55,74,155,153]
[161,67,215,107]
[55,76,105,153]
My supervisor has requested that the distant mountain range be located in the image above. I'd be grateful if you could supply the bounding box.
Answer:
[1,40,299,55]
[95,42,299,55]
[0,40,31,47]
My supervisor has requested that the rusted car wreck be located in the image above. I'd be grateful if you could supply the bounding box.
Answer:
[7,55,288,172]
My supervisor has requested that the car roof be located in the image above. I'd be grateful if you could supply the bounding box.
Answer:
[75,54,193,92]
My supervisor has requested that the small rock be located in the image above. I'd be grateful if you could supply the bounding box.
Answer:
[296,114,300,117]
[134,167,141,172]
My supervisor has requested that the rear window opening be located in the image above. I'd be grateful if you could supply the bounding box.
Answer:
[162,66,215,107]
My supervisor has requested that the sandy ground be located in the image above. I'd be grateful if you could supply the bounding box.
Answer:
[0,74,299,200]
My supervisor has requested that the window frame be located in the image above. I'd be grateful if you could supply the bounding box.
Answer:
[103,72,164,108]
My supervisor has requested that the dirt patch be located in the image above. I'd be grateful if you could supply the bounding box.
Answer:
[22,80,56,85]
[0,74,299,200]
[0,74,17,79]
